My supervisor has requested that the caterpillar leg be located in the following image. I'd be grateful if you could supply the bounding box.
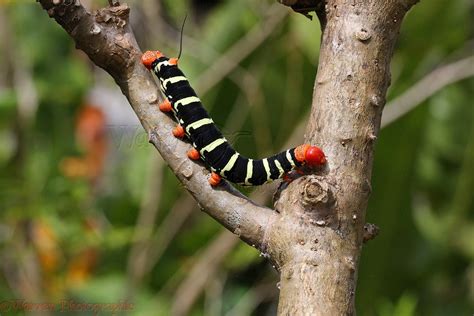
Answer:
[159,99,173,112]
[168,58,178,65]
[172,125,185,138]
[295,168,305,175]
[209,172,222,186]
[283,173,293,183]
[187,148,200,160]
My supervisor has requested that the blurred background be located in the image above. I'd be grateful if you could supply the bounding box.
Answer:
[0,0,472,315]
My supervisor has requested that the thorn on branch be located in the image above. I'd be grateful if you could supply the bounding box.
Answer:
[363,223,379,243]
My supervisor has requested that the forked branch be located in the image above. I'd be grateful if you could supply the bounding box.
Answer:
[37,0,274,249]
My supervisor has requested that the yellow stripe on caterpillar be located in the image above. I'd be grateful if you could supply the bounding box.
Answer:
[162,76,187,88]
[245,159,254,185]
[185,118,214,134]
[262,158,271,182]
[286,150,296,167]
[155,60,170,72]
[200,138,226,155]
[221,153,239,174]
[274,159,284,177]
[175,96,200,109]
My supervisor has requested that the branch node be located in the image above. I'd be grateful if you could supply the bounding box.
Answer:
[344,256,356,271]
[314,219,327,226]
[146,93,158,105]
[363,223,380,243]
[301,177,330,207]
[370,94,385,107]
[90,24,101,35]
[95,4,130,28]
[108,0,120,7]
[180,164,194,179]
[368,133,377,141]
[355,28,371,42]
[233,226,241,237]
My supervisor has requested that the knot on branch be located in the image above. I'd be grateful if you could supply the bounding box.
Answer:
[301,176,333,208]
[363,223,380,243]
[355,28,372,42]
[95,4,130,28]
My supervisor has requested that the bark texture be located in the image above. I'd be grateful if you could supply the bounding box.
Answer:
[273,0,417,314]
[37,0,417,314]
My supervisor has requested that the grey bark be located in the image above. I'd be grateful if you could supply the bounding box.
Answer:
[273,1,418,314]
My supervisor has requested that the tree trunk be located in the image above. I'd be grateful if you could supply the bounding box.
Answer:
[272,1,417,314]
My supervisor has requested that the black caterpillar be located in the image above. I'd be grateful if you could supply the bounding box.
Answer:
[142,51,326,186]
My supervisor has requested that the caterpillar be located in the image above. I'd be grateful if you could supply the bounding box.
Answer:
[141,51,326,186]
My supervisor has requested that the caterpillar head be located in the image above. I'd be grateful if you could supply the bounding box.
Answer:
[295,144,327,167]
[142,51,179,70]
[141,50,165,69]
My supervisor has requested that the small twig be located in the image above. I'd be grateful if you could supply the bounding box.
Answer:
[204,272,226,316]
[125,153,164,300]
[143,193,196,274]
[194,3,288,93]
[382,55,474,127]
[171,231,239,316]
[226,279,278,316]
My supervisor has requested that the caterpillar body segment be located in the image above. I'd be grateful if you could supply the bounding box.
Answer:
[141,50,327,186]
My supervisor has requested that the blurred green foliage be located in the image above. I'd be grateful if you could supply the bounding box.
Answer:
[0,0,472,315]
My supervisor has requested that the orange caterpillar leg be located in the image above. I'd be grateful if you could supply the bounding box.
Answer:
[159,99,173,112]
[168,58,178,65]
[172,125,185,138]
[283,173,293,183]
[187,148,200,160]
[209,172,221,186]
[295,168,305,175]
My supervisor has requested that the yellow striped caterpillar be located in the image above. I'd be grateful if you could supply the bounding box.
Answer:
[142,51,326,186]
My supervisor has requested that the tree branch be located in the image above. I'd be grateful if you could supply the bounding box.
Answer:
[37,0,273,249]
[381,55,474,127]
[267,1,418,314]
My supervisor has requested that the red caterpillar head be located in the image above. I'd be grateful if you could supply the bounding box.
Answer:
[142,51,179,69]
[141,50,164,69]
[295,144,327,167]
